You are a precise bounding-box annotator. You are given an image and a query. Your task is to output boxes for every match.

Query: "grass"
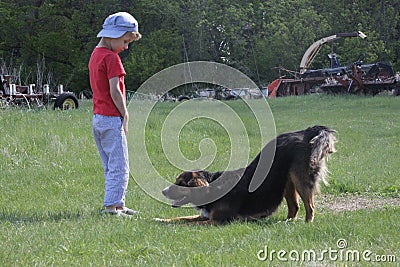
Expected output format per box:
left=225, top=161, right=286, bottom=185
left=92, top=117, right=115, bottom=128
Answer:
left=0, top=95, right=399, bottom=266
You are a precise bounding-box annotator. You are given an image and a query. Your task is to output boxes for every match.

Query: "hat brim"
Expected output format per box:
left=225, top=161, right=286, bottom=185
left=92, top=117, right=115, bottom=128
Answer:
left=97, top=29, right=126, bottom=38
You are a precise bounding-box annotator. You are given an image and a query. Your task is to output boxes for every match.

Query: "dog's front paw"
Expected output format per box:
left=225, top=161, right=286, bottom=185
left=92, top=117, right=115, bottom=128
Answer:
left=153, top=218, right=171, bottom=222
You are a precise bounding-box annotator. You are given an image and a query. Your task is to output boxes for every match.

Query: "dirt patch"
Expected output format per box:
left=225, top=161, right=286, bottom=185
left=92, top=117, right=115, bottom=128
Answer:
left=316, top=194, right=400, bottom=212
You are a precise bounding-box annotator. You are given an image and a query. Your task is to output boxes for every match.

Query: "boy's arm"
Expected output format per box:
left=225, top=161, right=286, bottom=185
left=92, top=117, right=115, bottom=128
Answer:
left=109, top=76, right=129, bottom=134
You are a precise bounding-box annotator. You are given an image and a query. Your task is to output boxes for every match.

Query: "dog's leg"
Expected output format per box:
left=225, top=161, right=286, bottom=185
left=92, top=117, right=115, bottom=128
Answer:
left=284, top=180, right=300, bottom=220
left=289, top=169, right=316, bottom=223
left=296, top=186, right=315, bottom=223
left=304, top=194, right=315, bottom=223
left=155, top=214, right=209, bottom=223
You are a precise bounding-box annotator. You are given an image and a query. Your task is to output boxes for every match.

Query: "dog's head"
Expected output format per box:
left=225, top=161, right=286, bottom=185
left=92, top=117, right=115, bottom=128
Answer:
left=162, top=171, right=212, bottom=207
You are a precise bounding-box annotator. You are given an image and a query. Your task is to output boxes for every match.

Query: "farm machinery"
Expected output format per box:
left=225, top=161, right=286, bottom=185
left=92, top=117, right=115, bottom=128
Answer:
left=1, top=72, right=79, bottom=109
left=268, top=31, right=400, bottom=97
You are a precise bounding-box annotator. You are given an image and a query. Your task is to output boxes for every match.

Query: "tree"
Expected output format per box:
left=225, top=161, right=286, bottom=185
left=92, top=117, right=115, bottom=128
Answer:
left=1, top=0, right=399, bottom=92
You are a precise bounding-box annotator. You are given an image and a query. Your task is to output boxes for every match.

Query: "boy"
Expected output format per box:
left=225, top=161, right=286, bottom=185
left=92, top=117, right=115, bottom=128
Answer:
left=89, top=12, right=141, bottom=216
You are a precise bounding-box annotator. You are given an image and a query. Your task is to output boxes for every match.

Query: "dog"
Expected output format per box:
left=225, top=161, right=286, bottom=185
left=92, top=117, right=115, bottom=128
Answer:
left=159, top=125, right=337, bottom=224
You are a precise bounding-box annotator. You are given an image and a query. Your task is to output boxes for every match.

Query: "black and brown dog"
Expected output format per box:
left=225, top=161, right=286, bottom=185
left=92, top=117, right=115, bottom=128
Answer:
left=159, top=125, right=337, bottom=224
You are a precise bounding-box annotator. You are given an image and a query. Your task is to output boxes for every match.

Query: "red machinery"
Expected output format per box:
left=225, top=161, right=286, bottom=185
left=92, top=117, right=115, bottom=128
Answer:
left=268, top=31, right=400, bottom=97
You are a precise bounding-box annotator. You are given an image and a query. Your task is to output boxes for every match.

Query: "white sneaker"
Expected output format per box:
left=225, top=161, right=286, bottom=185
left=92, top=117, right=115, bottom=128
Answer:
left=101, top=208, right=131, bottom=217
left=117, top=207, right=139, bottom=215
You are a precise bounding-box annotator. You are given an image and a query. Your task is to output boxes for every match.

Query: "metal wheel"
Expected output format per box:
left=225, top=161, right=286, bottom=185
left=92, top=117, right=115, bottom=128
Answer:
left=54, top=93, right=79, bottom=110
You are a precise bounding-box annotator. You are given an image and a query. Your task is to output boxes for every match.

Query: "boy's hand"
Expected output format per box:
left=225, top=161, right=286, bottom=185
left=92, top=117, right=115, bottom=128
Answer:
left=122, top=113, right=129, bottom=135
left=109, top=76, right=129, bottom=135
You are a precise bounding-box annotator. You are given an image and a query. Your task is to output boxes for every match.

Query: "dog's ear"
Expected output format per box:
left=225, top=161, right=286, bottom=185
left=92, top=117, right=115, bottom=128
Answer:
left=197, top=170, right=214, bottom=182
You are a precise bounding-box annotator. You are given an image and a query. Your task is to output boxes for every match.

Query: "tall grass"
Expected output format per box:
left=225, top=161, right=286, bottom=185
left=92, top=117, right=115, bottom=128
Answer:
left=0, top=95, right=399, bottom=266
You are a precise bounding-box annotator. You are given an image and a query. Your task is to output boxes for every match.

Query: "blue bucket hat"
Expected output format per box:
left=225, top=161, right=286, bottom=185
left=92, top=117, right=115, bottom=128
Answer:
left=97, top=12, right=139, bottom=38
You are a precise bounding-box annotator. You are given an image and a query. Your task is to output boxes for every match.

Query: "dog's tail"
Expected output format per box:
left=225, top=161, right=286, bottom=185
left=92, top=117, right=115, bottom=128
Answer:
left=309, top=129, right=337, bottom=185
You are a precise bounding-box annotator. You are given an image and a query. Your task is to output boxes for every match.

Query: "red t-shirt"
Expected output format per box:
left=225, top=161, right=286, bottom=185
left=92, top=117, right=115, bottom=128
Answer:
left=89, top=47, right=126, bottom=116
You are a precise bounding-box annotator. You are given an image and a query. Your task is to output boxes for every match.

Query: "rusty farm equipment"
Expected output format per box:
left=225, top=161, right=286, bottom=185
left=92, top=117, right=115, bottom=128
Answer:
left=268, top=31, right=400, bottom=97
left=1, top=73, right=79, bottom=110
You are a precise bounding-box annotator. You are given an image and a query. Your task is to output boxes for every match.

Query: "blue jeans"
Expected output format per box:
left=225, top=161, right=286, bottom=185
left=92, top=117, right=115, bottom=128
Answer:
left=93, top=114, right=129, bottom=207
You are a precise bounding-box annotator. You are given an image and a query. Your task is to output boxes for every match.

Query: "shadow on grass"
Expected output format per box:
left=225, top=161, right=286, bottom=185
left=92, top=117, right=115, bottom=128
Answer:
left=153, top=215, right=288, bottom=227
left=0, top=209, right=97, bottom=224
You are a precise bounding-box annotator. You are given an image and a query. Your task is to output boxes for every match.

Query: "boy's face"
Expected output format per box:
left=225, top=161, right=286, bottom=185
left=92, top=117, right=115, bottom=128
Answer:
left=110, top=33, right=135, bottom=53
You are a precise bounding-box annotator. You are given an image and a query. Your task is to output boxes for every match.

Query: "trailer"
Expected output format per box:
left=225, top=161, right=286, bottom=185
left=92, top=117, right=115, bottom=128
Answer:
left=1, top=73, right=79, bottom=109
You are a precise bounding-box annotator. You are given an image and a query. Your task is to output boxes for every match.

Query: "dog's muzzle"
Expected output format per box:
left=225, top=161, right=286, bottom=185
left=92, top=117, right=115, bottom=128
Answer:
left=162, top=185, right=190, bottom=207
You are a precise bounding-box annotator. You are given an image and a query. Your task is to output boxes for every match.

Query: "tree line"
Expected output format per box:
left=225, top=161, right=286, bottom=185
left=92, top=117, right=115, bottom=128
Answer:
left=1, top=0, right=399, bottom=94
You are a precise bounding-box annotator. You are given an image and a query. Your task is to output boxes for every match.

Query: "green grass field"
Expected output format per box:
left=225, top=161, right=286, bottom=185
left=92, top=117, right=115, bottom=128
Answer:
left=0, top=95, right=399, bottom=266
